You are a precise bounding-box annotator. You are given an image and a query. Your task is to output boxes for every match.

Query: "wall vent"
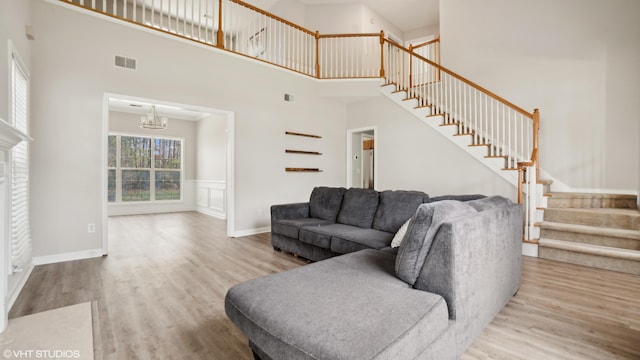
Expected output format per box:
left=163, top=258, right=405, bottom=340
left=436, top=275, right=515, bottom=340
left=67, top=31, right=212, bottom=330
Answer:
left=115, top=55, right=136, bottom=70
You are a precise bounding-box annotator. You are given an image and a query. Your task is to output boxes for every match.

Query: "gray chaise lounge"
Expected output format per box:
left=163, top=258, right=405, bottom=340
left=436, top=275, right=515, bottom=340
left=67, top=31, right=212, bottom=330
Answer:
left=226, top=194, right=522, bottom=359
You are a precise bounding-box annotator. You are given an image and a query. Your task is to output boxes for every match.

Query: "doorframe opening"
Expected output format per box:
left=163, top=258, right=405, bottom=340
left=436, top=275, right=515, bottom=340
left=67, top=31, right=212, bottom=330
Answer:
left=346, top=126, right=377, bottom=189
left=101, top=93, right=236, bottom=255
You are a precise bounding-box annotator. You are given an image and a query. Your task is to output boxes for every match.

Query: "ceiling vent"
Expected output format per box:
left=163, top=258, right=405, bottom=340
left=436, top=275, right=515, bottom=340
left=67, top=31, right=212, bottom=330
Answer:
left=115, top=55, right=136, bottom=70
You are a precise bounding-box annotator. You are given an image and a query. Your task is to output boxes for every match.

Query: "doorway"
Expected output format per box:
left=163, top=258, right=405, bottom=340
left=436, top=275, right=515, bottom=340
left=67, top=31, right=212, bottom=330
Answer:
left=101, top=94, right=235, bottom=255
left=347, top=127, right=377, bottom=189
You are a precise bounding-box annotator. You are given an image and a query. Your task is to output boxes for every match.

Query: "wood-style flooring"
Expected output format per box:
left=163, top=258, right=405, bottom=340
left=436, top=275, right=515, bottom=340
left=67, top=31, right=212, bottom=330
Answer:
left=10, top=212, right=640, bottom=359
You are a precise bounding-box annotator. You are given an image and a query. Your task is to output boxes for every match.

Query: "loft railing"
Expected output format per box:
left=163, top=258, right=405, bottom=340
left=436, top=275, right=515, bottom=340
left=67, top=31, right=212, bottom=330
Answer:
left=60, top=0, right=540, bottom=241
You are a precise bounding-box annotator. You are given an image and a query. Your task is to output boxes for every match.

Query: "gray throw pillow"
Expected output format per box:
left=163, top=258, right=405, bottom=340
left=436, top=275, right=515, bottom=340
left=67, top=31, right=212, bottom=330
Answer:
left=395, top=201, right=477, bottom=285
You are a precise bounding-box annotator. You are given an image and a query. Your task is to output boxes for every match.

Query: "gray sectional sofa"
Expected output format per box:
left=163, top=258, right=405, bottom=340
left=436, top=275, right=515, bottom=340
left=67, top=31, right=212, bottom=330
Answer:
left=271, top=186, right=483, bottom=262
left=226, top=188, right=523, bottom=359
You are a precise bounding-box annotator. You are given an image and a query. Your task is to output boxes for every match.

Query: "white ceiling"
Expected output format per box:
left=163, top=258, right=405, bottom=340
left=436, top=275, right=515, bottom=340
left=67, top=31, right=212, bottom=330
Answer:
left=285, top=0, right=438, bottom=33
left=108, top=98, right=210, bottom=121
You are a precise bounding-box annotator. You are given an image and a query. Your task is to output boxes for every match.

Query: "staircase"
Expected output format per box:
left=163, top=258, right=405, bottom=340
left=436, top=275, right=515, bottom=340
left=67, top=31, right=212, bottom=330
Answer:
left=539, top=193, right=640, bottom=275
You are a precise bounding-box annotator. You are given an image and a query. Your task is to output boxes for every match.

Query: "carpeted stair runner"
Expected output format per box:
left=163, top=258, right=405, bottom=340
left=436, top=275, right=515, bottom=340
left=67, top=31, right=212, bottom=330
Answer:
left=539, top=193, right=640, bottom=275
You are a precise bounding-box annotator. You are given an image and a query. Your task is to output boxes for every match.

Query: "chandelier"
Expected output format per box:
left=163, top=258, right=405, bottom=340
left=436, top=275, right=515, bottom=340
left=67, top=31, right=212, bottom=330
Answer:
left=140, top=105, right=168, bottom=130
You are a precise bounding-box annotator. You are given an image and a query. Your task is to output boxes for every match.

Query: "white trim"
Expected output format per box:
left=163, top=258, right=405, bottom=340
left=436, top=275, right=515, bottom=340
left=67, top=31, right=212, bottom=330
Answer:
left=33, top=248, right=104, bottom=266
left=226, top=115, right=235, bottom=237
left=7, top=263, right=33, bottom=311
left=103, top=94, right=236, bottom=247
left=522, top=243, right=538, bottom=258
left=232, top=227, right=270, bottom=238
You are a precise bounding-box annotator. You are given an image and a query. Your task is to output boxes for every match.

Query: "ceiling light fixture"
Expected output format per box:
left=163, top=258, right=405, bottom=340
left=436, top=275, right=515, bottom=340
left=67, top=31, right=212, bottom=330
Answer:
left=140, top=105, right=168, bottom=130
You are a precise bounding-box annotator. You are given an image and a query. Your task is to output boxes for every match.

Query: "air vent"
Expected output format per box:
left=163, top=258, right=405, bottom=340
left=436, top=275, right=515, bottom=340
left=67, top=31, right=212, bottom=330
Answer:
left=115, top=55, right=136, bottom=70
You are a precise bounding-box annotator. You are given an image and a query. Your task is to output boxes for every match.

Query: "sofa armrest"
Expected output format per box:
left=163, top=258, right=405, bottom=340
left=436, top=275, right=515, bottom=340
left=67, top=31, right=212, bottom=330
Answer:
left=270, top=202, right=310, bottom=229
left=415, top=203, right=522, bottom=356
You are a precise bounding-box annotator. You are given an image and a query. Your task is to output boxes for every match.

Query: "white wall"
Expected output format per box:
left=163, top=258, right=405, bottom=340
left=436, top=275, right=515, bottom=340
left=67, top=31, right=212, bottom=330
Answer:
left=303, top=3, right=402, bottom=39
left=440, top=0, right=640, bottom=193
left=29, top=0, right=347, bottom=258
left=268, top=0, right=306, bottom=26
left=196, top=115, right=226, bottom=181
left=347, top=96, right=517, bottom=200
left=195, top=114, right=227, bottom=219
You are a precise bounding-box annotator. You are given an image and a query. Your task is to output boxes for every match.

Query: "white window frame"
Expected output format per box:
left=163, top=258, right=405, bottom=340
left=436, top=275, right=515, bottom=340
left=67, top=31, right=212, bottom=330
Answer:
left=9, top=44, right=31, bottom=273
left=108, top=132, right=184, bottom=203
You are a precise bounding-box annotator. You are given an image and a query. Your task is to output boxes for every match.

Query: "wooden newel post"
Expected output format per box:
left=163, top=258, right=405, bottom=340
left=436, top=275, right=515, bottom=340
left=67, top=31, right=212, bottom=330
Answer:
left=379, top=30, right=385, bottom=78
left=533, top=108, right=540, bottom=178
left=315, top=31, right=321, bottom=79
left=217, top=0, right=224, bottom=48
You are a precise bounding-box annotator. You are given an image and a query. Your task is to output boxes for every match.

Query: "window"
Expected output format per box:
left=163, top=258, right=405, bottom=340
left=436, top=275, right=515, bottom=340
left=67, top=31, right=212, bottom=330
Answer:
left=10, top=49, right=32, bottom=269
left=108, top=134, right=183, bottom=203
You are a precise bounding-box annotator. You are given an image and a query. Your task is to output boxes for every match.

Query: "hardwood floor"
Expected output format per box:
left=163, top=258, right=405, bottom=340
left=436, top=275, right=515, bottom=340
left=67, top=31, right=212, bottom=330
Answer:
left=9, top=212, right=640, bottom=359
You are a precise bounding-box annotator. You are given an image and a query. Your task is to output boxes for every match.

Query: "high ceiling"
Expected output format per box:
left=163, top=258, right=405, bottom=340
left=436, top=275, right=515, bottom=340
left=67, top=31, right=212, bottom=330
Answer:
left=248, top=0, right=439, bottom=34
left=295, top=0, right=438, bottom=33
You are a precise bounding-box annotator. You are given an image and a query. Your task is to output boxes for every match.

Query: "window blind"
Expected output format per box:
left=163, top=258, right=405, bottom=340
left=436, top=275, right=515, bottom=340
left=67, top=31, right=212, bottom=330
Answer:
left=10, top=54, right=31, bottom=269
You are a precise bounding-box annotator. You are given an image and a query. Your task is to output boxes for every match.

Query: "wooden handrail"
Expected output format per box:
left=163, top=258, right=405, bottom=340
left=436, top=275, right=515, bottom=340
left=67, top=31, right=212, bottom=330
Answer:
left=318, top=33, right=381, bottom=39
left=412, top=37, right=440, bottom=50
left=230, top=0, right=316, bottom=36
left=384, top=39, right=534, bottom=119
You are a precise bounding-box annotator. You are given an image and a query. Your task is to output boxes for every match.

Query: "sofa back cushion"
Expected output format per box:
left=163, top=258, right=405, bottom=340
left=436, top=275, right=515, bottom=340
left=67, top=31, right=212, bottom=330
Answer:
left=465, top=195, right=512, bottom=211
left=336, top=188, right=380, bottom=228
left=372, top=190, right=428, bottom=233
left=395, top=201, right=477, bottom=285
left=309, top=187, right=346, bottom=222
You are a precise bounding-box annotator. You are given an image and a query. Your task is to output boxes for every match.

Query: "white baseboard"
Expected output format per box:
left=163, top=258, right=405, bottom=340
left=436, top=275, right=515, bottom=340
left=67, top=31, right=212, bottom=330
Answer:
left=7, top=263, right=34, bottom=311
left=33, top=248, right=105, bottom=266
left=522, top=242, right=538, bottom=258
left=232, top=227, right=270, bottom=238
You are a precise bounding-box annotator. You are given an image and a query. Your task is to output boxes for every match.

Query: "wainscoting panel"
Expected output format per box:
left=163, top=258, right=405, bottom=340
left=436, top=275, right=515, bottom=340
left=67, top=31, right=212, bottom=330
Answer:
left=197, top=181, right=226, bottom=219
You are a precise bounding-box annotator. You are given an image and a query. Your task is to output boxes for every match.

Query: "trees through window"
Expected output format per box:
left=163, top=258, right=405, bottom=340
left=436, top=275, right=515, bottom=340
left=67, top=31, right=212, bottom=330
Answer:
left=108, top=134, right=182, bottom=203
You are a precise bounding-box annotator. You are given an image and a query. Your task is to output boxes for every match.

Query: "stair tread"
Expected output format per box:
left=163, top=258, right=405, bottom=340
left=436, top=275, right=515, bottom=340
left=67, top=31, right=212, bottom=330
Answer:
left=540, top=221, right=640, bottom=240
left=546, top=207, right=640, bottom=215
left=549, top=192, right=637, bottom=199
left=539, top=238, right=640, bottom=261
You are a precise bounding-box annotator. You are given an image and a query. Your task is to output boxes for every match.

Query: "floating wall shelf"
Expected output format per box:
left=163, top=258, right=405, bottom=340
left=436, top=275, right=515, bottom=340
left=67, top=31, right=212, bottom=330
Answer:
left=286, top=168, right=323, bottom=172
left=285, top=131, right=321, bottom=139
left=285, top=150, right=322, bottom=155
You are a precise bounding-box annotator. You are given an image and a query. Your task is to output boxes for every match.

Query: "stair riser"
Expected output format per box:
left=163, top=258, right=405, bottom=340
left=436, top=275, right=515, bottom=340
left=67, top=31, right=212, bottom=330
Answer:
left=543, top=209, right=640, bottom=231
left=539, top=247, right=640, bottom=275
left=547, top=198, right=638, bottom=209
left=540, top=229, right=640, bottom=250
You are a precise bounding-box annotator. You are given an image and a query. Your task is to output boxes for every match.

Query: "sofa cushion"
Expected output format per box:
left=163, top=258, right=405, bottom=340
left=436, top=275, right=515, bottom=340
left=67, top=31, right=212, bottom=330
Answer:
left=426, top=194, right=485, bottom=203
left=225, top=250, right=450, bottom=360
left=336, top=188, right=379, bottom=228
left=330, top=229, right=394, bottom=254
left=466, top=195, right=513, bottom=211
left=272, top=218, right=334, bottom=239
left=372, top=190, right=428, bottom=233
left=309, top=186, right=346, bottom=222
left=396, top=201, right=477, bottom=285
left=299, top=223, right=361, bottom=249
